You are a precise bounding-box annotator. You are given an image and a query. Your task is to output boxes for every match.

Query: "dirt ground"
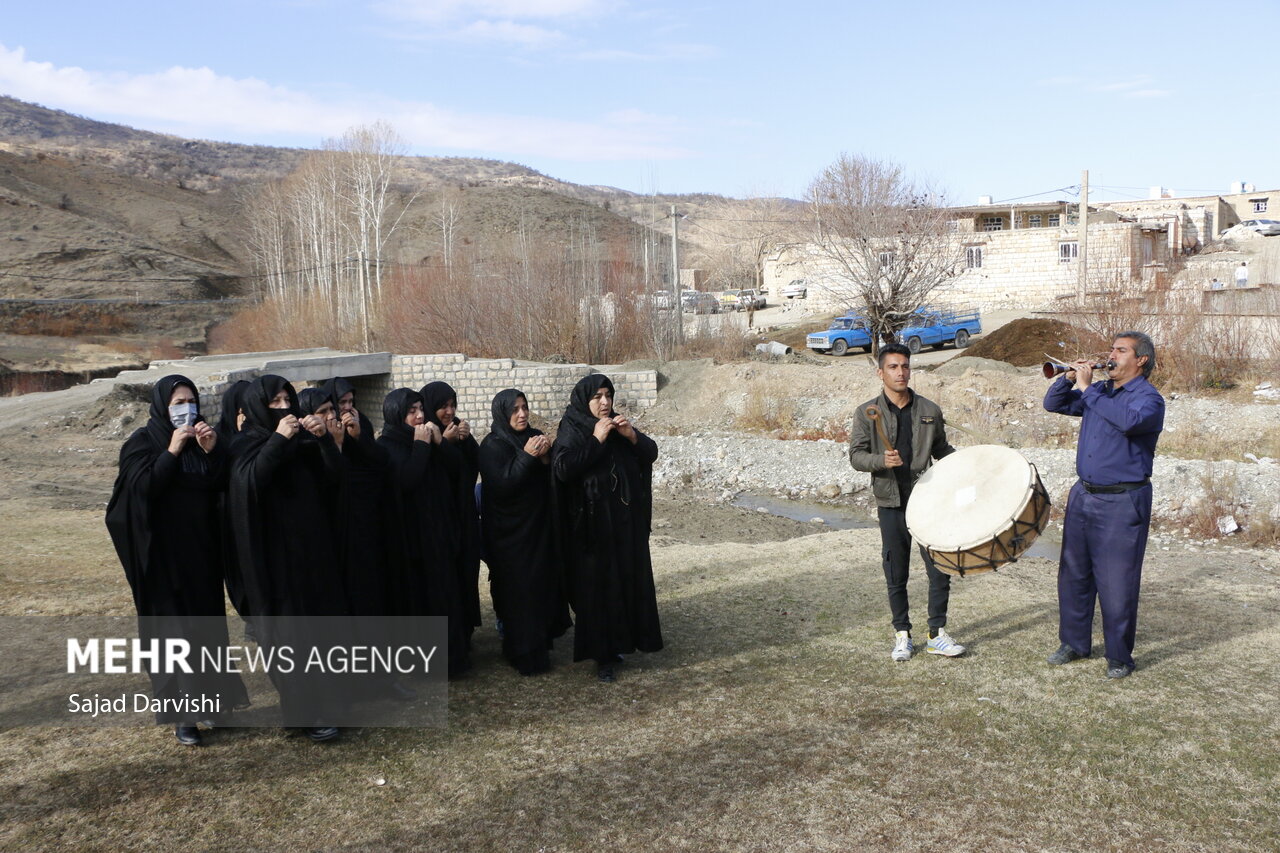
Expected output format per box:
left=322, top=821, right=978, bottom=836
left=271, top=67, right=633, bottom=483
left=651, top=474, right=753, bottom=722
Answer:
left=2, top=364, right=1279, bottom=850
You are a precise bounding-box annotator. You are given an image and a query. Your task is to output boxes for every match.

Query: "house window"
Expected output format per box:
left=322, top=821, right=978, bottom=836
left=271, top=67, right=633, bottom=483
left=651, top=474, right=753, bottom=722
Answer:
left=1252, top=198, right=1268, bottom=213
left=1048, top=214, right=1061, bottom=227
left=1059, top=241, right=1078, bottom=263
left=1028, top=214, right=1042, bottom=228
left=982, top=216, right=1003, bottom=232
left=946, top=220, right=959, bottom=233
left=877, top=251, right=896, bottom=269
left=965, top=246, right=984, bottom=269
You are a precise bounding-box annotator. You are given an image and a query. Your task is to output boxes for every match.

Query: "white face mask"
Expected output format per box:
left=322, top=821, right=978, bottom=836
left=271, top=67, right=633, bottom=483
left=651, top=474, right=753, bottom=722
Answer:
left=169, top=403, right=199, bottom=428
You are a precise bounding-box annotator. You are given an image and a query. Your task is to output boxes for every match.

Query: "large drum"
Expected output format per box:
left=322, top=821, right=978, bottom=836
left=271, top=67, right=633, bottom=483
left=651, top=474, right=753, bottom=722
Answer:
left=905, top=445, right=1051, bottom=577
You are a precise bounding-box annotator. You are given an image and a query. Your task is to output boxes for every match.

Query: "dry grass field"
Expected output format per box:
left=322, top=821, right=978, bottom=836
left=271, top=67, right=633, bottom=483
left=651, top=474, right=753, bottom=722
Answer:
left=2, top=490, right=1278, bottom=851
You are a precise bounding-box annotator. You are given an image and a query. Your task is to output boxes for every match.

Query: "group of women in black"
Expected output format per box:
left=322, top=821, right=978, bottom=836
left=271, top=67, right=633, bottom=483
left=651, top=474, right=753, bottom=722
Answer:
left=106, top=371, right=664, bottom=746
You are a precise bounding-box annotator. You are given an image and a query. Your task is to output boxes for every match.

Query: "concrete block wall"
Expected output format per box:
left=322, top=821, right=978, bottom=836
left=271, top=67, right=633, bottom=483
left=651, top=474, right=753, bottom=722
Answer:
left=386, top=353, right=659, bottom=432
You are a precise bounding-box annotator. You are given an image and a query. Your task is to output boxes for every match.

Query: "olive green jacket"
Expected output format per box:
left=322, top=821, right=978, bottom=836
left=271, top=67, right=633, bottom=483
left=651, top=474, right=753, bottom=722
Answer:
left=848, top=389, right=955, bottom=508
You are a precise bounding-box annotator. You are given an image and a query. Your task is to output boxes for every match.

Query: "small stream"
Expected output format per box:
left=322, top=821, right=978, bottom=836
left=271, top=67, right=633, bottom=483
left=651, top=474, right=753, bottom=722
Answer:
left=732, top=493, right=1062, bottom=561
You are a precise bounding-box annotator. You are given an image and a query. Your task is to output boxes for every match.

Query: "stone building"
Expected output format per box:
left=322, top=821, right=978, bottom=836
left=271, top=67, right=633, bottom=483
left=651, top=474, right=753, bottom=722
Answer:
left=764, top=200, right=1175, bottom=312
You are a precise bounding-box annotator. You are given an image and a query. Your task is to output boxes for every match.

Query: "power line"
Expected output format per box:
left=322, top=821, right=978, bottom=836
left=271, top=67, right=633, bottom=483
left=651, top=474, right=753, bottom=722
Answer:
left=0, top=262, right=334, bottom=285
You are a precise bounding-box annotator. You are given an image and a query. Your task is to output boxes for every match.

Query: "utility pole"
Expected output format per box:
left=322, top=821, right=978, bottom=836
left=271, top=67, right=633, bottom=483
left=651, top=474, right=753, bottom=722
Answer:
left=670, top=204, right=684, bottom=344
left=1077, top=169, right=1089, bottom=302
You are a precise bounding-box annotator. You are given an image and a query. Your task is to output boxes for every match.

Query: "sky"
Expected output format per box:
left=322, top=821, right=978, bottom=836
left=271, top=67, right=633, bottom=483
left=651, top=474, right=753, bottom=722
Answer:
left=2, top=0, right=1277, bottom=204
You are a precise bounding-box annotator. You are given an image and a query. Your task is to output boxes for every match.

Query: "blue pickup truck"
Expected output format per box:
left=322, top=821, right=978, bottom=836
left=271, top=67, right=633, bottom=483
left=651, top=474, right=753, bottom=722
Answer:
left=806, top=308, right=981, bottom=356
left=806, top=314, right=872, bottom=356
left=897, top=308, right=982, bottom=353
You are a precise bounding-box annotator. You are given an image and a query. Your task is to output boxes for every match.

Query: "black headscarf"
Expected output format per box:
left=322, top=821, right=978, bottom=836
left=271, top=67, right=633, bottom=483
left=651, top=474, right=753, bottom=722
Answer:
left=560, top=374, right=613, bottom=440
left=321, top=377, right=356, bottom=407
left=381, top=388, right=424, bottom=445
left=420, top=381, right=459, bottom=429
left=217, top=379, right=250, bottom=439
left=297, top=387, right=332, bottom=416
left=145, top=374, right=207, bottom=475
left=488, top=388, right=540, bottom=453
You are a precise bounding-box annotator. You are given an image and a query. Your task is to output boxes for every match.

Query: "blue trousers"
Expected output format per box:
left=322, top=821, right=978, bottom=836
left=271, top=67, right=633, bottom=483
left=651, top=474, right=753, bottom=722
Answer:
left=1057, top=481, right=1152, bottom=667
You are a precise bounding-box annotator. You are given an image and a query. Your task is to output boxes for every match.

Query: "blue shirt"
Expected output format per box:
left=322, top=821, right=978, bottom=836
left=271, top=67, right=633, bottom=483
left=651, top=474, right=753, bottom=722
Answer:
left=1043, top=374, right=1164, bottom=485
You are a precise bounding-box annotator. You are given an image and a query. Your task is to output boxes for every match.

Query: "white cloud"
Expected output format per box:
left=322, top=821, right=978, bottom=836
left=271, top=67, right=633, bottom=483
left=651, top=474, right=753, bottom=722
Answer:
left=453, top=19, right=566, bottom=46
left=0, top=44, right=689, bottom=161
left=376, top=0, right=612, bottom=22
left=1125, top=89, right=1171, bottom=99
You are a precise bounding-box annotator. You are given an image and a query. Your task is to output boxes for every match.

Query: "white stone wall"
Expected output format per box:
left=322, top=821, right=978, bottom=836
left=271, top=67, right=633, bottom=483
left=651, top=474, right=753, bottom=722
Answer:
left=383, top=354, right=659, bottom=431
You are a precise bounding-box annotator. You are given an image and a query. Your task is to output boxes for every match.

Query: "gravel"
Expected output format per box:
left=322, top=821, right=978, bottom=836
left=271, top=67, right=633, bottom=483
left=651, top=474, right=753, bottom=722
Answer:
left=651, top=432, right=1280, bottom=532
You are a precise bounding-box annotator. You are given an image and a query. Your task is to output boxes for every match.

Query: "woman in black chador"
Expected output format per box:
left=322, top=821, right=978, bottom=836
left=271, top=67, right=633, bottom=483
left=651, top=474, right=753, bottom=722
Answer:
left=420, top=381, right=483, bottom=674
left=552, top=375, right=662, bottom=682
left=227, top=374, right=350, bottom=742
left=479, top=389, right=571, bottom=675
left=105, top=374, right=249, bottom=746
left=378, top=388, right=473, bottom=677
left=214, top=379, right=253, bottom=626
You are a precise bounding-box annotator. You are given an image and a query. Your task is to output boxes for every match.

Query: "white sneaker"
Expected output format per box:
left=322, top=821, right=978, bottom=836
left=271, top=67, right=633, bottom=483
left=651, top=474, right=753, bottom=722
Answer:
left=926, top=629, right=966, bottom=657
left=891, top=631, right=913, bottom=662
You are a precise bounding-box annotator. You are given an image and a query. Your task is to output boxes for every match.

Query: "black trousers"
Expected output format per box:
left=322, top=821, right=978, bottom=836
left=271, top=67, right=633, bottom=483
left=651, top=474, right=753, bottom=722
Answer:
left=877, top=505, right=950, bottom=634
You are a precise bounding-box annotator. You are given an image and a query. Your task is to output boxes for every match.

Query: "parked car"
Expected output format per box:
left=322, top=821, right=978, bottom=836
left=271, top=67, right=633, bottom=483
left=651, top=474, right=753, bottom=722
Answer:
left=650, top=290, right=675, bottom=311
left=719, top=289, right=743, bottom=311
left=681, top=290, right=721, bottom=314
left=806, top=314, right=872, bottom=356
left=897, top=308, right=982, bottom=353
left=780, top=280, right=808, bottom=299
left=737, top=289, right=766, bottom=310
left=1223, top=219, right=1280, bottom=238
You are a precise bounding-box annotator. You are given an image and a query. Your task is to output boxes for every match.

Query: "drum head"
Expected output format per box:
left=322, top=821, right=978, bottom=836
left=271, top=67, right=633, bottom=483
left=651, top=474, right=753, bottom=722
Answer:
left=906, top=445, right=1035, bottom=551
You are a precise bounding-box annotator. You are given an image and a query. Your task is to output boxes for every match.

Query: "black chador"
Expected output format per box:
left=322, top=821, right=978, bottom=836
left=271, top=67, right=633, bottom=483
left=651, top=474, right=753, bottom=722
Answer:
left=479, top=389, right=571, bottom=675
left=377, top=388, right=470, bottom=677
left=552, top=375, right=663, bottom=675
left=420, top=381, right=483, bottom=671
left=316, top=378, right=393, bottom=620
left=215, top=379, right=252, bottom=622
left=105, top=374, right=249, bottom=726
left=227, top=375, right=351, bottom=728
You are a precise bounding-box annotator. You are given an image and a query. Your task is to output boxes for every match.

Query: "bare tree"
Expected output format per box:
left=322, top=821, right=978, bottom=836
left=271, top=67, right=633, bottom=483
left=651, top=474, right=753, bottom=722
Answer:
left=805, top=154, right=962, bottom=349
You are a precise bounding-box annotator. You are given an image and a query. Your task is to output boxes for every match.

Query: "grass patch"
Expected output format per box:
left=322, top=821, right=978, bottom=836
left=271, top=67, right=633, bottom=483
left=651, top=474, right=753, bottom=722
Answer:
left=1, top=502, right=1278, bottom=850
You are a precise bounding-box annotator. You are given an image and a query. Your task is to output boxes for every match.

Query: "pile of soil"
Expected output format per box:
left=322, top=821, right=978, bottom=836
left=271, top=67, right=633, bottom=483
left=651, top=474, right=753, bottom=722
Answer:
left=964, top=318, right=1107, bottom=367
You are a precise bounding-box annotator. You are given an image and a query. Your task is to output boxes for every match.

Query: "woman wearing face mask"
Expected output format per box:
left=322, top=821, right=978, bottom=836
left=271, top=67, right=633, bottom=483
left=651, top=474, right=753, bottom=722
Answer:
left=378, top=388, right=475, bottom=677
left=553, top=375, right=663, bottom=682
left=227, top=374, right=351, bottom=742
left=479, top=389, right=572, bottom=675
left=419, top=381, right=483, bottom=676
left=106, top=374, right=250, bottom=746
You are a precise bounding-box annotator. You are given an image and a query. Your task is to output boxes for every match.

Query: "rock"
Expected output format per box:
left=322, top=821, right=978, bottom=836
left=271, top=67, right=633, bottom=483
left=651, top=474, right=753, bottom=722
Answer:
left=818, top=483, right=841, bottom=499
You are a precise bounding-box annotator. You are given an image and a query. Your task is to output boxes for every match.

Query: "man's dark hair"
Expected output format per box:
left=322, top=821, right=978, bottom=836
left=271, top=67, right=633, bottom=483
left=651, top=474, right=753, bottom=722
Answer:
left=877, top=342, right=911, bottom=368
left=1115, top=330, right=1156, bottom=378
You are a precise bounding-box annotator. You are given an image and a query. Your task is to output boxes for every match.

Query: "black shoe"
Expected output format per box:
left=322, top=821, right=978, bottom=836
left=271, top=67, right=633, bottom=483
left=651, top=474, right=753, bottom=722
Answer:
left=1047, top=644, right=1089, bottom=665
left=596, top=664, right=616, bottom=683
left=387, top=681, right=418, bottom=702
left=1106, top=660, right=1135, bottom=679
left=306, top=726, right=340, bottom=743
left=175, top=724, right=202, bottom=746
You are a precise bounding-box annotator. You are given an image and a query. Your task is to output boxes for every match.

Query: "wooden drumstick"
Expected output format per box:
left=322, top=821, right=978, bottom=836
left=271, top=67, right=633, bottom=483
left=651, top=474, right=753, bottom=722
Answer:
left=865, top=405, right=895, bottom=452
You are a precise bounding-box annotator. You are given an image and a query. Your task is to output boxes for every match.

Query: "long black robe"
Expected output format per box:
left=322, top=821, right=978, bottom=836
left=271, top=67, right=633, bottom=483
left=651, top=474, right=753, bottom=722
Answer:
left=479, top=389, right=571, bottom=674
left=227, top=375, right=351, bottom=725
left=552, top=374, right=663, bottom=664
left=105, top=374, right=249, bottom=723
left=420, top=382, right=483, bottom=640
left=377, top=388, right=471, bottom=677
left=216, top=379, right=251, bottom=620
left=318, top=378, right=393, bottom=620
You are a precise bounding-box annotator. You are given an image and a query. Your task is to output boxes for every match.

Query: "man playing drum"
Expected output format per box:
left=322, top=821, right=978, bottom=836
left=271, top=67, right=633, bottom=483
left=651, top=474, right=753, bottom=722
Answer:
left=849, top=343, right=965, bottom=661
left=1043, top=331, right=1164, bottom=679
